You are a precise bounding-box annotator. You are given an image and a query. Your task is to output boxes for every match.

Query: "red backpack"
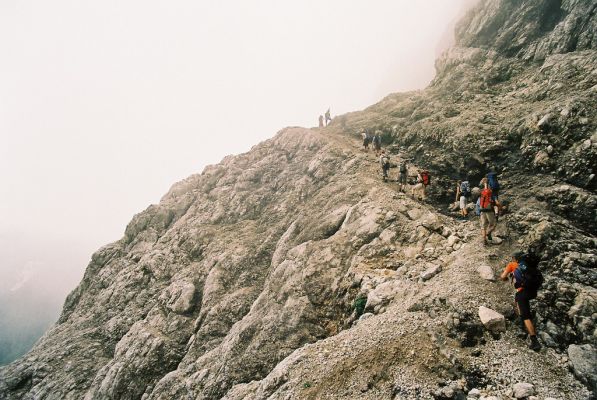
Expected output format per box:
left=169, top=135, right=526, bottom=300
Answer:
left=479, top=188, right=493, bottom=209
left=421, top=171, right=430, bottom=185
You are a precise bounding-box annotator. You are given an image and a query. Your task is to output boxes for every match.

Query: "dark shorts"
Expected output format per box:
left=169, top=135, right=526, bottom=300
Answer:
left=398, top=173, right=407, bottom=184
left=515, top=290, right=537, bottom=320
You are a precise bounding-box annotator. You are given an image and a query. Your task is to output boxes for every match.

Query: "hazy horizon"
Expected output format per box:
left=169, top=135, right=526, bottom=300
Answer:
left=0, top=0, right=477, bottom=364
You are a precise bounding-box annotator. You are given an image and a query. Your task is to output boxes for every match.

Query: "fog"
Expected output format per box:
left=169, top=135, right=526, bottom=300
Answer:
left=0, top=0, right=476, bottom=364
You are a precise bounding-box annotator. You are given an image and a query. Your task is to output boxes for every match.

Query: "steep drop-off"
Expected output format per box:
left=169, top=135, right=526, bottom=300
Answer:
left=1, top=0, right=595, bottom=399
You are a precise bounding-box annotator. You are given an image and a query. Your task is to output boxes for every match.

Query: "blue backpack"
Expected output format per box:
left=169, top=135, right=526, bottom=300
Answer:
left=475, top=198, right=481, bottom=216
left=487, top=172, right=500, bottom=191
left=460, top=181, right=471, bottom=197
left=514, top=254, right=543, bottom=292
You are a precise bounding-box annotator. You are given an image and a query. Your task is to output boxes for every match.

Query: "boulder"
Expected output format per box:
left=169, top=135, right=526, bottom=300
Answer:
left=478, top=306, right=505, bottom=332
left=477, top=265, right=495, bottom=281
left=512, top=382, right=534, bottom=398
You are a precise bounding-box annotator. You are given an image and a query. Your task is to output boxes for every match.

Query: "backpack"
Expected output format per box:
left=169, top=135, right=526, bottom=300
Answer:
left=514, top=253, right=543, bottom=292
left=460, top=181, right=471, bottom=197
left=399, top=162, right=407, bottom=173
left=487, top=172, right=500, bottom=191
left=479, top=188, right=493, bottom=210
left=475, top=198, right=481, bottom=216
left=421, top=171, right=430, bottom=185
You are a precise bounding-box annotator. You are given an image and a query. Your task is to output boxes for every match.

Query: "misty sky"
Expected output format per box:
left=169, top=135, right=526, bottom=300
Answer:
left=0, top=0, right=475, bottom=293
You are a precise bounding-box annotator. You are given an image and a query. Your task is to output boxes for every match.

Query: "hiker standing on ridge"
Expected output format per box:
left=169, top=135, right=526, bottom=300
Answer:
left=325, top=108, right=332, bottom=126
left=500, top=251, right=543, bottom=351
left=456, top=178, right=471, bottom=219
left=479, top=177, right=497, bottom=246
left=397, top=158, right=408, bottom=192
left=318, top=115, right=324, bottom=128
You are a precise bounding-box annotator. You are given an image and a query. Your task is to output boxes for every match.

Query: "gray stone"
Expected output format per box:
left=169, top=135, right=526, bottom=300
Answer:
left=537, top=114, right=551, bottom=131
left=512, top=382, right=534, bottom=398
left=478, top=306, right=505, bottom=332
left=567, top=344, right=597, bottom=390
left=420, top=264, right=442, bottom=281
left=477, top=265, right=495, bottom=281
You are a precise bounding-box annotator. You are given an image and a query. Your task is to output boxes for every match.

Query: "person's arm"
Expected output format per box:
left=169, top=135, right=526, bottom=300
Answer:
left=500, top=268, right=510, bottom=281
left=455, top=185, right=460, bottom=202
left=500, top=263, right=513, bottom=281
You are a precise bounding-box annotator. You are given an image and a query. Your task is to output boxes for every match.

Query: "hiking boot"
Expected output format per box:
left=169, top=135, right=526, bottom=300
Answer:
left=528, top=336, right=541, bottom=351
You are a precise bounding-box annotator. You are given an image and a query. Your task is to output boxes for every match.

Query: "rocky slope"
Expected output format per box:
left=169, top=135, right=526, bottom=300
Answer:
left=1, top=0, right=596, bottom=399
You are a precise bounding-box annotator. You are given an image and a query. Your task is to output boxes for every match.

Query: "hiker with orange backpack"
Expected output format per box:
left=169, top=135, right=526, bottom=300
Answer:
left=500, top=251, right=543, bottom=351
left=479, top=177, right=497, bottom=246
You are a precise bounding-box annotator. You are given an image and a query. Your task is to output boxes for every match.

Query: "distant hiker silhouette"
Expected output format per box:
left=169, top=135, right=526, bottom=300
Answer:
left=318, top=115, right=324, bottom=128
left=325, top=108, right=332, bottom=126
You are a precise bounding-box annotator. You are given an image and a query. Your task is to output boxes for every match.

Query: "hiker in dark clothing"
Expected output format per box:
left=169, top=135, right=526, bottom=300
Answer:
left=380, top=150, right=390, bottom=182
left=318, top=115, right=324, bottom=128
left=325, top=108, right=332, bottom=126
left=487, top=170, right=503, bottom=217
left=397, top=159, right=408, bottom=192
left=500, top=251, right=542, bottom=351
left=372, top=131, right=382, bottom=155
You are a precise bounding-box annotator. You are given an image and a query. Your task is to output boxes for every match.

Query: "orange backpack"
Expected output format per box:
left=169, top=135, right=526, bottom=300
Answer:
left=421, top=171, right=430, bottom=185
left=479, top=188, right=493, bottom=209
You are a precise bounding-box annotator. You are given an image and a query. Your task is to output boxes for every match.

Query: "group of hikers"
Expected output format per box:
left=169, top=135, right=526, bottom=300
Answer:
left=318, top=109, right=332, bottom=128
left=369, top=134, right=543, bottom=351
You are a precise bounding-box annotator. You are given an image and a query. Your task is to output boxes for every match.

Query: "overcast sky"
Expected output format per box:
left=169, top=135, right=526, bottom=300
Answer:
left=0, top=0, right=475, bottom=291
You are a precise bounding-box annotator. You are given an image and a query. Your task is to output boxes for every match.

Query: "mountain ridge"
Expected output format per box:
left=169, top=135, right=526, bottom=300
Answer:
left=1, top=0, right=596, bottom=398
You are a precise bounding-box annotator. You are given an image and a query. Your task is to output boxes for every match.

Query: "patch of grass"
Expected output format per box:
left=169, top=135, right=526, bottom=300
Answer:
left=353, top=296, right=367, bottom=318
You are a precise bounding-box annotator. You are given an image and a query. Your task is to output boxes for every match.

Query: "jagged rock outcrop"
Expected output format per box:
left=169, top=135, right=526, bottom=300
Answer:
left=1, top=0, right=595, bottom=399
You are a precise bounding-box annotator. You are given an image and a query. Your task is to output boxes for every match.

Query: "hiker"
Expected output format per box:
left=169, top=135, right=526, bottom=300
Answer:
left=500, top=251, right=543, bottom=351
left=397, top=159, right=408, bottom=192
left=361, top=130, right=370, bottom=151
left=487, top=170, right=502, bottom=217
left=411, top=170, right=429, bottom=200
left=479, top=177, right=497, bottom=246
left=325, top=108, right=332, bottom=126
left=380, top=151, right=390, bottom=182
left=318, top=115, right=324, bottom=128
left=372, top=131, right=382, bottom=154
left=456, top=178, right=471, bottom=219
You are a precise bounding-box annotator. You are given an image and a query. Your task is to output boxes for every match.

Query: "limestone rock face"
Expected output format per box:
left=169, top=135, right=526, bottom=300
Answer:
left=1, top=1, right=596, bottom=399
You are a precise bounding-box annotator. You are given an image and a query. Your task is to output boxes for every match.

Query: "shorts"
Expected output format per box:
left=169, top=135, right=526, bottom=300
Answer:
left=413, top=182, right=424, bottom=191
left=480, top=210, right=496, bottom=228
left=515, top=290, right=537, bottom=320
left=398, top=173, right=407, bottom=184
left=459, top=195, right=467, bottom=210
